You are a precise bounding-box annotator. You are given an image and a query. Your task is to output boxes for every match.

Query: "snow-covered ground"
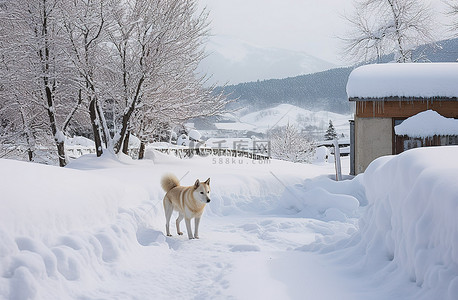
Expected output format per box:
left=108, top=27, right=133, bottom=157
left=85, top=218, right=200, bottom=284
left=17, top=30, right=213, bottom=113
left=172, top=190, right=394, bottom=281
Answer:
left=1, top=146, right=457, bottom=299
left=211, top=104, right=352, bottom=139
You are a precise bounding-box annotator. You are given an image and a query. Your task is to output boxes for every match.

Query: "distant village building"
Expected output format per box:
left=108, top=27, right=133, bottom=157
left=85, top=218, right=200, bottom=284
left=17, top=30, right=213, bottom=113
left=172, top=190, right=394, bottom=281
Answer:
left=347, top=63, right=458, bottom=175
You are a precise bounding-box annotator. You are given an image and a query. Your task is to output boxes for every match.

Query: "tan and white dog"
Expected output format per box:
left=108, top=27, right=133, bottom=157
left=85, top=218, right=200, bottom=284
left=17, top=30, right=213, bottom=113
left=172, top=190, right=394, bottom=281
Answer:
left=161, top=174, right=211, bottom=239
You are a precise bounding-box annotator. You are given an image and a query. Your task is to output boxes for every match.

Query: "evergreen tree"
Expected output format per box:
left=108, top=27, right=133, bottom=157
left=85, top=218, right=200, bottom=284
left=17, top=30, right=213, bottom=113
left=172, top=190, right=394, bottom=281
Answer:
left=324, top=120, right=337, bottom=140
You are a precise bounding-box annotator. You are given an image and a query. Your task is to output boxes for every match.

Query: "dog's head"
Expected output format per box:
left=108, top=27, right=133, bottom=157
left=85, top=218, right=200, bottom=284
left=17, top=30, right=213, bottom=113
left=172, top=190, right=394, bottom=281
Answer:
left=193, top=178, right=211, bottom=204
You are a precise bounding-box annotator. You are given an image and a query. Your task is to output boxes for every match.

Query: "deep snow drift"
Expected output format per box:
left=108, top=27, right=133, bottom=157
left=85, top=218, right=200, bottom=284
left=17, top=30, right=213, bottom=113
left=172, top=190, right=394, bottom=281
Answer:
left=0, top=146, right=457, bottom=299
left=307, top=146, right=458, bottom=300
left=352, top=146, right=458, bottom=300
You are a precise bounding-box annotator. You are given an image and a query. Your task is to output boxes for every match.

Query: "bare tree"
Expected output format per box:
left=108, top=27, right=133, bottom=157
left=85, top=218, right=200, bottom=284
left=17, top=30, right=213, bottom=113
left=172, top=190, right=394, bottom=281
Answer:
left=131, top=75, right=228, bottom=158
left=0, top=1, right=45, bottom=162
left=342, top=0, right=436, bottom=63
left=1, top=0, right=228, bottom=163
left=0, top=0, right=88, bottom=166
left=102, top=0, right=225, bottom=155
left=61, top=0, right=107, bottom=156
left=268, top=123, right=316, bottom=163
left=0, top=87, right=45, bottom=161
left=445, top=0, right=458, bottom=35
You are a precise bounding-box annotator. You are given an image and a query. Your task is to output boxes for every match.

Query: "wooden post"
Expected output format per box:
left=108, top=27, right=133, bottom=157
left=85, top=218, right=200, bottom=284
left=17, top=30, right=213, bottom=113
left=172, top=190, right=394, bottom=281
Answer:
left=333, top=139, right=342, bottom=181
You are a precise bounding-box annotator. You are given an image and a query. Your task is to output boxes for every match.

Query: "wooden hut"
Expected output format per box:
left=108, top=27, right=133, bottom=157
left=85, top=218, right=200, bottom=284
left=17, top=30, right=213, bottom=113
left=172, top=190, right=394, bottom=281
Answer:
left=346, top=63, right=458, bottom=175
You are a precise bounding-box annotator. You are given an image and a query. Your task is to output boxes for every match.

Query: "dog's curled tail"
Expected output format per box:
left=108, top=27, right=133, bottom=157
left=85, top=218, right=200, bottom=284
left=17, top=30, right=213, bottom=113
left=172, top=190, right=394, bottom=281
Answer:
left=161, top=173, right=180, bottom=193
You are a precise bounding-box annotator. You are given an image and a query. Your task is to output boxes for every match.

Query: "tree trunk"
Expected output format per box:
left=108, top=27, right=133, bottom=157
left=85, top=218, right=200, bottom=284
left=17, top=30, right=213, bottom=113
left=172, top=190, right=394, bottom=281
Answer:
left=138, top=141, right=146, bottom=160
left=89, top=98, right=103, bottom=157
left=114, top=77, right=145, bottom=154
left=44, top=85, right=67, bottom=167
left=96, top=99, right=110, bottom=147
left=56, top=140, right=66, bottom=167
left=27, top=148, right=33, bottom=162
left=114, top=106, right=135, bottom=154
left=122, top=130, right=130, bottom=155
left=19, top=105, right=35, bottom=162
left=40, top=5, right=66, bottom=167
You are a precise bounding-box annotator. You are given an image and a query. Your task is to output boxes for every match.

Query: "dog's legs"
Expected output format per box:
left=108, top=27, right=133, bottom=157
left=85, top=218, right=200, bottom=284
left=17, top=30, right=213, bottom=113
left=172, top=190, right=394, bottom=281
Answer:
left=185, top=218, right=194, bottom=239
left=176, top=213, right=184, bottom=235
left=194, top=217, right=201, bottom=239
left=163, top=197, right=173, bottom=237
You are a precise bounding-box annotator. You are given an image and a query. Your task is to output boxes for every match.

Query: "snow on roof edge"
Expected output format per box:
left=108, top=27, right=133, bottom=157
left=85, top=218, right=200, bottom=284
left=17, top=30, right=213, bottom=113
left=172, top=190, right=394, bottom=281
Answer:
left=347, top=63, right=458, bottom=100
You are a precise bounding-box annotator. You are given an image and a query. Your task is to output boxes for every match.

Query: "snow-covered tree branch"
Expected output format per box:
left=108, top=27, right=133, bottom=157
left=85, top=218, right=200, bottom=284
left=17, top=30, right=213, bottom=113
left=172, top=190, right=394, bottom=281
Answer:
left=1, top=0, right=228, bottom=164
left=268, top=123, right=316, bottom=163
left=61, top=0, right=108, bottom=156
left=341, top=0, right=436, bottom=63
left=0, top=0, right=84, bottom=166
left=445, top=0, right=458, bottom=35
left=101, top=0, right=227, bottom=155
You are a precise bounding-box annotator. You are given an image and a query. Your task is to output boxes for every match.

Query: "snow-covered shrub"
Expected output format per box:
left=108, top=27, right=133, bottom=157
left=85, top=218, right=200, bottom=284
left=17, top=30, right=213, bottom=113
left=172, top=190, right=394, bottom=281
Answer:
left=177, top=134, right=189, bottom=147
left=267, top=123, right=316, bottom=163
left=188, top=129, right=202, bottom=141
left=313, top=146, right=329, bottom=163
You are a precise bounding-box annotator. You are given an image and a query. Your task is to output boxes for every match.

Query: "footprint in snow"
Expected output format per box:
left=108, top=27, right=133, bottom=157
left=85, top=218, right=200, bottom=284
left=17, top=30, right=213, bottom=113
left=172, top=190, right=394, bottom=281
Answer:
left=229, top=245, right=261, bottom=252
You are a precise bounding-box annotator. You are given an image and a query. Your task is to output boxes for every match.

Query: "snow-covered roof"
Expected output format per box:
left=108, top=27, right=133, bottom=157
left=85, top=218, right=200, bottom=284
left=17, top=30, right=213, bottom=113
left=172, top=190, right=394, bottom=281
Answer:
left=347, top=63, right=458, bottom=100
left=395, top=110, right=458, bottom=138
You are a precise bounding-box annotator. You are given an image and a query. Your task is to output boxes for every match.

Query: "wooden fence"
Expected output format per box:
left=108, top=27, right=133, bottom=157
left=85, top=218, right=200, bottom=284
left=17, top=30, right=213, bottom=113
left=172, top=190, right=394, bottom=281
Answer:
left=152, top=147, right=270, bottom=160
left=2, top=145, right=270, bottom=161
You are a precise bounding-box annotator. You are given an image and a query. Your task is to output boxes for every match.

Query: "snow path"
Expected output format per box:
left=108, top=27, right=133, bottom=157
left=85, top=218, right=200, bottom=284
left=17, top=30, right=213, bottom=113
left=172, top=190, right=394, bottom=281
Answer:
left=82, top=213, right=360, bottom=300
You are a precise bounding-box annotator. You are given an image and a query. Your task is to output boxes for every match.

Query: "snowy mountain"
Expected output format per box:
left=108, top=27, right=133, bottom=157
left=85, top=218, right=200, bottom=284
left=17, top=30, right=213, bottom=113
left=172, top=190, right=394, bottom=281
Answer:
left=198, top=36, right=336, bottom=85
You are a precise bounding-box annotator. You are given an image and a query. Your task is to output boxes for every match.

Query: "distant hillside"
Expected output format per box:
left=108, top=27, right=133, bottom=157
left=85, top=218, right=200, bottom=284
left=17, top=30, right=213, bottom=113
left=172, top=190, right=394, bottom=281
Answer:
left=382, top=37, right=458, bottom=63
left=221, top=67, right=353, bottom=114
left=423, top=38, right=458, bottom=62
left=220, top=38, right=458, bottom=114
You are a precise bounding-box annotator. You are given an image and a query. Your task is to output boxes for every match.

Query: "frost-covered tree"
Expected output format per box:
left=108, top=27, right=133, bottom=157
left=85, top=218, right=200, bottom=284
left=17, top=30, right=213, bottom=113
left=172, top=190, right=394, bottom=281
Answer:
left=0, top=0, right=227, bottom=163
left=0, top=86, right=45, bottom=161
left=131, top=76, right=228, bottom=159
left=0, top=0, right=84, bottom=166
left=342, top=0, right=436, bottom=63
left=268, top=123, right=316, bottom=163
left=445, top=0, right=458, bottom=35
left=98, top=0, right=226, bottom=155
left=61, top=0, right=108, bottom=157
left=324, top=120, right=338, bottom=141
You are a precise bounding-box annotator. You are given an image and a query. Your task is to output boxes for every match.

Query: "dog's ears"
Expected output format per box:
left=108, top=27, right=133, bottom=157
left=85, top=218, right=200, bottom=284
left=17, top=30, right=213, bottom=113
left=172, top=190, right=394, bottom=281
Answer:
left=194, top=178, right=210, bottom=189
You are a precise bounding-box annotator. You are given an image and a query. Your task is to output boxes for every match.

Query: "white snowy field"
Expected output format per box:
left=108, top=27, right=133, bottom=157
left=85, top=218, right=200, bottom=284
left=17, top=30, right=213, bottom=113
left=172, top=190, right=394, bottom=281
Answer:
left=0, top=146, right=457, bottom=299
left=213, top=104, right=352, bottom=138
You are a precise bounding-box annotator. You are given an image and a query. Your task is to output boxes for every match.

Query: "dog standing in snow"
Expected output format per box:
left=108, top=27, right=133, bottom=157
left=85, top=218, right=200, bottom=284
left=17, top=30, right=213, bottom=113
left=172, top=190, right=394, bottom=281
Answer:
left=161, top=174, right=211, bottom=239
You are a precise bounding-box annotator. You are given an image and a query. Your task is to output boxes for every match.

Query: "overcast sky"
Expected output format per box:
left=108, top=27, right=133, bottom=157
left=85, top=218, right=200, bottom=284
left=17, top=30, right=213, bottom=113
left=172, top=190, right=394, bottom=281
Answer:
left=198, top=0, right=451, bottom=65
